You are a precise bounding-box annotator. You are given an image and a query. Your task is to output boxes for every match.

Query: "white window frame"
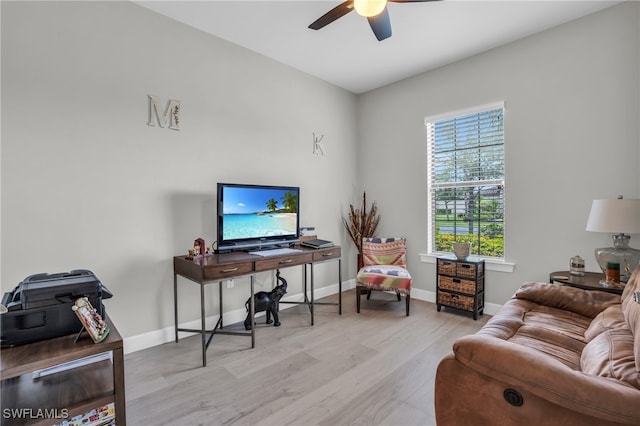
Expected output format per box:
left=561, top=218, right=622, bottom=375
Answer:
left=421, top=101, right=514, bottom=272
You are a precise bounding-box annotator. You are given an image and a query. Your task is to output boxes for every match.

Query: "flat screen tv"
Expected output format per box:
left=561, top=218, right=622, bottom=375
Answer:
left=216, top=183, right=300, bottom=252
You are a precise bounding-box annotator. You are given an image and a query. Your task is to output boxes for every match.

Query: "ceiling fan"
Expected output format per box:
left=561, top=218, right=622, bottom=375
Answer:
left=308, top=0, right=441, bottom=42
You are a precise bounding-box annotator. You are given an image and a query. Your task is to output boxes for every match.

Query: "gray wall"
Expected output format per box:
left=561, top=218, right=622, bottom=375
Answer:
left=357, top=2, right=640, bottom=304
left=1, top=1, right=358, bottom=345
left=2, top=1, right=639, bottom=349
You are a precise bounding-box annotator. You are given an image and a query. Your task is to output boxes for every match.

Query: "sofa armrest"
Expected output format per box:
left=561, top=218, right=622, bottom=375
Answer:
left=453, top=334, right=640, bottom=424
left=515, top=281, right=620, bottom=318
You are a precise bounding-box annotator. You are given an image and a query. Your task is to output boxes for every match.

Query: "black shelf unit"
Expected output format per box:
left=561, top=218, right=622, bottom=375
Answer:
left=436, top=256, right=485, bottom=320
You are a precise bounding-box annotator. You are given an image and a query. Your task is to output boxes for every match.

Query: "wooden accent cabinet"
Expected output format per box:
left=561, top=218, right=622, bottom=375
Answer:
left=0, top=315, right=125, bottom=425
left=436, top=256, right=485, bottom=320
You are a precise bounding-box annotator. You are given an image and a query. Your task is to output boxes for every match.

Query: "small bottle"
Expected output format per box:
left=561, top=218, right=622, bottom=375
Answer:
left=570, top=255, right=585, bottom=276
left=605, top=262, right=620, bottom=284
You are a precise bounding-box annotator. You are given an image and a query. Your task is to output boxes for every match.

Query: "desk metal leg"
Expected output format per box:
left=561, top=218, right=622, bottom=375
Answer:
left=174, top=272, right=179, bottom=343
left=250, top=275, right=255, bottom=348
left=310, top=263, right=315, bottom=326
left=338, top=258, right=342, bottom=315
left=219, top=281, right=224, bottom=328
left=303, top=266, right=309, bottom=304
left=200, top=283, right=206, bottom=367
left=302, top=265, right=313, bottom=323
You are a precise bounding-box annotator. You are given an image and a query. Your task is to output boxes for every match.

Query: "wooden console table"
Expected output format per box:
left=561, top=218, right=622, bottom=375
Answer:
left=173, top=245, right=341, bottom=367
left=0, top=315, right=125, bottom=426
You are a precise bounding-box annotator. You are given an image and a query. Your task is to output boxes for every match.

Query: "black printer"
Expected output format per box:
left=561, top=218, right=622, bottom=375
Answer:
left=0, top=269, right=112, bottom=347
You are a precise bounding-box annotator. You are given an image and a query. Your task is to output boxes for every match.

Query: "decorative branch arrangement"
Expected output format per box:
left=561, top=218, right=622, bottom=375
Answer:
left=343, top=191, right=380, bottom=255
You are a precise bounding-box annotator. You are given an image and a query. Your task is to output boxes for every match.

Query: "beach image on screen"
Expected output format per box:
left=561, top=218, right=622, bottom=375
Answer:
left=222, top=186, right=298, bottom=240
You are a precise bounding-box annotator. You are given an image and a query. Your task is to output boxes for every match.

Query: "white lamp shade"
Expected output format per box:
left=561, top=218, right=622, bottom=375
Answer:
left=586, top=198, right=640, bottom=234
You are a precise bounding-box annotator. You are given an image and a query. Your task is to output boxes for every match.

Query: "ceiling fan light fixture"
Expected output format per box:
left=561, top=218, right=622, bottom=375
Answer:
left=354, top=0, right=387, bottom=18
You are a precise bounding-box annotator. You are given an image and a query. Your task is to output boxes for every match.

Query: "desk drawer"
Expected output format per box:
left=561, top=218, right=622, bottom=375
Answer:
left=255, top=253, right=313, bottom=271
left=203, top=262, right=254, bottom=280
left=312, top=248, right=341, bottom=262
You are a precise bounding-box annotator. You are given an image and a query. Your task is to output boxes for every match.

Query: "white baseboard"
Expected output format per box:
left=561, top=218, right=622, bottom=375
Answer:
left=405, top=288, right=502, bottom=316
left=123, top=279, right=356, bottom=354
left=123, top=279, right=500, bottom=354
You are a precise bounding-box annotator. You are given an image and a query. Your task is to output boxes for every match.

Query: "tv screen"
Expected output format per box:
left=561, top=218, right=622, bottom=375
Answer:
left=217, top=183, right=300, bottom=251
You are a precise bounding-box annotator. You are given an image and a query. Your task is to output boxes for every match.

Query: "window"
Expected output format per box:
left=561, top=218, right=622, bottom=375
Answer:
left=425, top=102, right=505, bottom=259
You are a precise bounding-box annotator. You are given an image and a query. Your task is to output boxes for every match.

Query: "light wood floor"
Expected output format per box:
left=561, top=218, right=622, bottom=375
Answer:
left=125, top=289, right=490, bottom=425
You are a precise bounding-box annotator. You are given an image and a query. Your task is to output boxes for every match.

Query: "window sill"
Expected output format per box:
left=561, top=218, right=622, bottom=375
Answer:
left=419, top=252, right=515, bottom=273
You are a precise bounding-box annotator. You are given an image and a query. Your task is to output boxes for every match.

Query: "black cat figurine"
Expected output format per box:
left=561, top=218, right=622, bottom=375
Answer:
left=244, top=270, right=288, bottom=330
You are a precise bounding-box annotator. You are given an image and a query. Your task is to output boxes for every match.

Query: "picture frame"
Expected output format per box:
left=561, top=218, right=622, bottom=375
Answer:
left=72, top=297, right=110, bottom=343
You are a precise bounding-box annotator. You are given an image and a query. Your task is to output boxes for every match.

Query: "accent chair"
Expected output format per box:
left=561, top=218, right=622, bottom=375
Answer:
left=356, top=237, right=412, bottom=316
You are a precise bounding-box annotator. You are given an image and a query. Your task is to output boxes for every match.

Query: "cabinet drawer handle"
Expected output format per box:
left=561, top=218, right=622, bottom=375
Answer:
left=461, top=264, right=471, bottom=269
left=323, top=252, right=333, bottom=257
left=221, top=267, right=238, bottom=273
left=453, top=278, right=461, bottom=283
left=279, top=259, right=293, bottom=264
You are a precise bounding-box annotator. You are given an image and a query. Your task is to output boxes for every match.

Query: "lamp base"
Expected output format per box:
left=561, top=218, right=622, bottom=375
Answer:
left=594, top=234, right=640, bottom=284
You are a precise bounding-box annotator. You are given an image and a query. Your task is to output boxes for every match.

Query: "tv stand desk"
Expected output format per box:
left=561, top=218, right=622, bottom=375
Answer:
left=173, top=246, right=341, bottom=367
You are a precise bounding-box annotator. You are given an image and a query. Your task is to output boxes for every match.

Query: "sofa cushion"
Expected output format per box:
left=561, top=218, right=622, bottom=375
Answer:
left=620, top=265, right=640, bottom=372
left=515, top=281, right=620, bottom=318
left=585, top=305, right=626, bottom=342
left=621, top=264, right=640, bottom=308
left=581, top=328, right=639, bottom=390
left=623, top=287, right=640, bottom=374
left=478, top=298, right=590, bottom=369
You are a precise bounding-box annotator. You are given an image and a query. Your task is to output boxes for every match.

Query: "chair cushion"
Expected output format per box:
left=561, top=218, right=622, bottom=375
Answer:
left=357, top=265, right=412, bottom=295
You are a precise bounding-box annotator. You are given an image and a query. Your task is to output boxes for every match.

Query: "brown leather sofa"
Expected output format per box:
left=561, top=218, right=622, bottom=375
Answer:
left=435, top=266, right=640, bottom=426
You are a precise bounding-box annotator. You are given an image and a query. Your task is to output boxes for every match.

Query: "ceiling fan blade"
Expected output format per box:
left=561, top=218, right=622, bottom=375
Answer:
left=308, top=1, right=355, bottom=30
left=368, top=7, right=392, bottom=41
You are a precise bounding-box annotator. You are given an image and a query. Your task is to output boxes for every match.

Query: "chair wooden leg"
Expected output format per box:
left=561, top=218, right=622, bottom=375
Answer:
left=396, top=290, right=401, bottom=301
left=356, top=286, right=361, bottom=313
left=405, top=293, right=411, bottom=316
left=366, top=290, right=372, bottom=300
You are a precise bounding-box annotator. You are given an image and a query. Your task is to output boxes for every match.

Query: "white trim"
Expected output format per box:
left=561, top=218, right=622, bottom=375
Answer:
left=400, top=287, right=502, bottom=316
left=123, top=279, right=356, bottom=355
left=424, top=101, right=506, bottom=124
left=123, top=277, right=501, bottom=354
left=425, top=101, right=507, bottom=263
left=419, top=252, right=515, bottom=273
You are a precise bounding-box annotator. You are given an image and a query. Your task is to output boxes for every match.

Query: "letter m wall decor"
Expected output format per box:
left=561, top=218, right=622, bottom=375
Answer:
left=148, top=95, right=181, bottom=130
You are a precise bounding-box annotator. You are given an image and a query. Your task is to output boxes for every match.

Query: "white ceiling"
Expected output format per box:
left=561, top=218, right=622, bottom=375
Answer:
left=135, top=0, right=621, bottom=94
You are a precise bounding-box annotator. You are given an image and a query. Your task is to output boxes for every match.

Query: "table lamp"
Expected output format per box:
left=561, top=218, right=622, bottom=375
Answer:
left=586, top=196, right=640, bottom=285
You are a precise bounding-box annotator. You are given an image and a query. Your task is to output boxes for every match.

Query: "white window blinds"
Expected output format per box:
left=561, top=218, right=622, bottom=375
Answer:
left=425, top=102, right=505, bottom=258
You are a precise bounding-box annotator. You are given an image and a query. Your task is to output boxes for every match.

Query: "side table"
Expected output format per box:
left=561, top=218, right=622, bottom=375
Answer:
left=549, top=271, right=624, bottom=295
left=1, top=314, right=125, bottom=425
left=436, top=256, right=485, bottom=320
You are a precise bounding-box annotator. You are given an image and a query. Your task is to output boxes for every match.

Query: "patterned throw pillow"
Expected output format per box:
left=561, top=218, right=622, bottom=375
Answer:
left=362, top=237, right=407, bottom=267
